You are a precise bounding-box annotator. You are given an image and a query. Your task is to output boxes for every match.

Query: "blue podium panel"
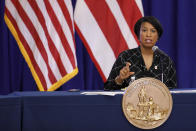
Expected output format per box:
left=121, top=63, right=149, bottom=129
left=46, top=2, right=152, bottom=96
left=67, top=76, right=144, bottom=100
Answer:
left=168, top=93, right=196, bottom=130
left=11, top=90, right=196, bottom=131
left=19, top=92, right=129, bottom=131
left=0, top=95, right=21, bottom=131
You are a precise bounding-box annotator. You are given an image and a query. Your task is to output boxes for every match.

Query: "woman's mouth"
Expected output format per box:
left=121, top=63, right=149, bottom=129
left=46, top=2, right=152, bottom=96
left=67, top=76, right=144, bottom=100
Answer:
left=145, top=39, right=152, bottom=43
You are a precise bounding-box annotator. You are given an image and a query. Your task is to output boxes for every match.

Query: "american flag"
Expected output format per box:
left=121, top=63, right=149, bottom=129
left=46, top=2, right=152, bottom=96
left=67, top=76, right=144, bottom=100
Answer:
left=74, top=0, right=143, bottom=82
left=4, top=0, right=78, bottom=91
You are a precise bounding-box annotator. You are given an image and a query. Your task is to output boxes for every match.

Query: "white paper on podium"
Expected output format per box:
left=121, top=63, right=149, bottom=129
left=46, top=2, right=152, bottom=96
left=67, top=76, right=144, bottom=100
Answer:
left=81, top=91, right=124, bottom=96
left=170, top=89, right=196, bottom=94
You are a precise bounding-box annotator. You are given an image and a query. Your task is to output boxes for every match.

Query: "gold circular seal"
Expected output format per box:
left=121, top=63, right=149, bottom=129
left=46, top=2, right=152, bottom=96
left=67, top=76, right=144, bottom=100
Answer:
left=122, top=77, right=173, bottom=129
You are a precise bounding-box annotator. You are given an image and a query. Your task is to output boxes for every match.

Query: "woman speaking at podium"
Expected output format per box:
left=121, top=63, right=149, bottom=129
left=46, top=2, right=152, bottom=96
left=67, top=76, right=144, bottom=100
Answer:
left=104, top=16, right=177, bottom=90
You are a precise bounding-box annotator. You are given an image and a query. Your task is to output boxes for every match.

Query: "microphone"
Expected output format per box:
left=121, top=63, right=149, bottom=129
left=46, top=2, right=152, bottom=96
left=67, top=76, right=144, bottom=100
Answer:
left=152, top=46, right=164, bottom=83
left=152, top=46, right=164, bottom=54
left=152, top=45, right=158, bottom=52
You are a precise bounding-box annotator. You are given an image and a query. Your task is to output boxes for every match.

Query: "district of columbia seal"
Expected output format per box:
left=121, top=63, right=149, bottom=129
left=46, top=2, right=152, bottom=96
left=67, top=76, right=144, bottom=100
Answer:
left=122, top=77, right=173, bottom=129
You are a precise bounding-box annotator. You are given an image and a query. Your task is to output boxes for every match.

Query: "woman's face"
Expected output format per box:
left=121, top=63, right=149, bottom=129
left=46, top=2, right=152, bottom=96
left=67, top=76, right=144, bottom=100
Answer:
left=139, top=22, right=158, bottom=49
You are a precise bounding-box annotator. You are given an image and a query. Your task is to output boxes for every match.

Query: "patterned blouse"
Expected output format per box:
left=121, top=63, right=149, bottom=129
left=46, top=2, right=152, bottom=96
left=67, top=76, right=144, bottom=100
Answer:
left=104, top=47, right=177, bottom=90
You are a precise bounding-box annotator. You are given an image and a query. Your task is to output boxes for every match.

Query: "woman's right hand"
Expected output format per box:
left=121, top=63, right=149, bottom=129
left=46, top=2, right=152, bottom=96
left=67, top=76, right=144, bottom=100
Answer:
left=119, top=62, right=135, bottom=80
left=115, top=62, right=134, bottom=85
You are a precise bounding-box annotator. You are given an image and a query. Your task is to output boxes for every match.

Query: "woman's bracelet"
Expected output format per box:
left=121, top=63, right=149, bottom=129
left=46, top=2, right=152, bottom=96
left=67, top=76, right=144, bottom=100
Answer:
left=115, top=76, right=124, bottom=85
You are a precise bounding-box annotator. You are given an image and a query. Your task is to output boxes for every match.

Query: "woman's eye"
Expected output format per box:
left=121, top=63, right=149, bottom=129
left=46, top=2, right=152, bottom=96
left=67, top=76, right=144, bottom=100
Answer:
left=151, top=29, right=156, bottom=33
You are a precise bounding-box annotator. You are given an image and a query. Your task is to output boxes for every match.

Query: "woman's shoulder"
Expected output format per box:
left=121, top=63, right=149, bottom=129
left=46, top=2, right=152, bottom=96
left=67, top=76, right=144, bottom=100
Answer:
left=156, top=49, right=174, bottom=64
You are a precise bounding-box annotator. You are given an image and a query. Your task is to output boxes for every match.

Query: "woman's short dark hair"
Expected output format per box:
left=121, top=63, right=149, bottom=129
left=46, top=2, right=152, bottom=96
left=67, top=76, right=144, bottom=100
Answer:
left=134, top=16, right=163, bottom=40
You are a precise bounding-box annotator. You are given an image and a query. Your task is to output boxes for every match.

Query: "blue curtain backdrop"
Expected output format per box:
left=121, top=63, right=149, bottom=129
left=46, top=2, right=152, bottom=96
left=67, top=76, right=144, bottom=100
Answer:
left=0, top=0, right=196, bottom=94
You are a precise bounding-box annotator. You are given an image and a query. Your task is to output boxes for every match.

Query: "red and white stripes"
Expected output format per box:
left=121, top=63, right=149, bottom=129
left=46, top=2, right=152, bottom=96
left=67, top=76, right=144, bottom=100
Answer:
left=4, top=0, right=78, bottom=91
left=74, top=0, right=143, bottom=81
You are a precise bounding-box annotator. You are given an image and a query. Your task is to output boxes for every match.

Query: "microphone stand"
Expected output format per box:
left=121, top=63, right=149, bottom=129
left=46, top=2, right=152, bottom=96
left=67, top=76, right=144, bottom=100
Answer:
left=161, top=57, right=163, bottom=83
left=152, top=46, right=163, bottom=83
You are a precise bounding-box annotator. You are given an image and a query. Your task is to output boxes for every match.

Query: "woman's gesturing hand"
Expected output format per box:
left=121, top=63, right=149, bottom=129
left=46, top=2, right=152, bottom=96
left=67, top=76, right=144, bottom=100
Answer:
left=119, top=62, right=135, bottom=80
left=115, top=62, right=135, bottom=85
